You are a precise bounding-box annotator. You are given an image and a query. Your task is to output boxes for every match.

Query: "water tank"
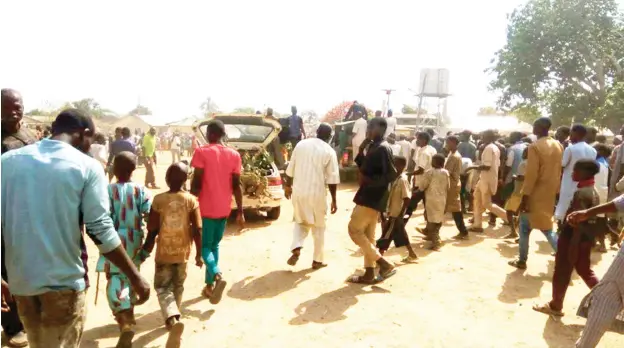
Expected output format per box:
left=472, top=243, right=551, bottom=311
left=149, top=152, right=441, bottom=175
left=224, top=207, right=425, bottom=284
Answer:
left=418, top=69, right=450, bottom=97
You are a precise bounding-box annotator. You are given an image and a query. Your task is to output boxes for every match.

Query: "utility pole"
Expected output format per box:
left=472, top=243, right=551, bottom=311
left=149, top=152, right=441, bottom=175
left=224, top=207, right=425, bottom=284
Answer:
left=381, top=89, right=395, bottom=116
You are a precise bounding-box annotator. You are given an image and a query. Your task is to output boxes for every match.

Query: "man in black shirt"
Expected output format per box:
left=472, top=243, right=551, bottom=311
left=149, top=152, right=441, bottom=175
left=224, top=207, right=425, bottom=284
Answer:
left=1, top=88, right=35, bottom=347
left=344, top=101, right=369, bottom=121
left=348, top=117, right=397, bottom=284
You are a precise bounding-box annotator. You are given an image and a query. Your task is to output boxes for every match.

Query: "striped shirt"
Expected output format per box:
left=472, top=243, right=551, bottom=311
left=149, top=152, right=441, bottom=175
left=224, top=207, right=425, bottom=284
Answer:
left=286, top=138, right=340, bottom=197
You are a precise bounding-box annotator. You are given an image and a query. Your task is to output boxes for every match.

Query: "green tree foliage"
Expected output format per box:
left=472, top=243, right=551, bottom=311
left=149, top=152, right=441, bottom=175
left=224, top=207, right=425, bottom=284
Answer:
left=128, top=104, right=152, bottom=115
left=200, top=97, right=220, bottom=117
left=476, top=106, right=500, bottom=116
left=26, top=99, right=113, bottom=119
left=401, top=104, right=428, bottom=114
left=488, top=0, right=624, bottom=132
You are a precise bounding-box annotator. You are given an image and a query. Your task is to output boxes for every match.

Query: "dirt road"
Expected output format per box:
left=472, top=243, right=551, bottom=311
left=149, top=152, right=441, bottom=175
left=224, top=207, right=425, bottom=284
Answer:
left=15, top=158, right=623, bottom=348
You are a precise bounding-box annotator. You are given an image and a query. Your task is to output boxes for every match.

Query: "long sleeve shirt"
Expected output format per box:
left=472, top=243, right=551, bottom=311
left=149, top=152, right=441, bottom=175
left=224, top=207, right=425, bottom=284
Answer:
left=1, top=139, right=121, bottom=296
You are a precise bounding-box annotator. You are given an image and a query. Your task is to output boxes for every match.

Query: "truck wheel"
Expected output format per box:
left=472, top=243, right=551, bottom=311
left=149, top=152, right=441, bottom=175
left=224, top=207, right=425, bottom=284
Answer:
left=267, top=207, right=281, bottom=220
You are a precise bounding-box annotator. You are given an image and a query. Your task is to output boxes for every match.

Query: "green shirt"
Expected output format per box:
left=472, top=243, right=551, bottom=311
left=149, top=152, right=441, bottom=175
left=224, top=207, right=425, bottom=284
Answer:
left=142, top=134, right=156, bottom=157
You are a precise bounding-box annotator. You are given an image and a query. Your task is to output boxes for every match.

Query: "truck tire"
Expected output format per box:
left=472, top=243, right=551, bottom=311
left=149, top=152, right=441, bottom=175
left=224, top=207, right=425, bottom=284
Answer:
left=267, top=207, right=281, bottom=220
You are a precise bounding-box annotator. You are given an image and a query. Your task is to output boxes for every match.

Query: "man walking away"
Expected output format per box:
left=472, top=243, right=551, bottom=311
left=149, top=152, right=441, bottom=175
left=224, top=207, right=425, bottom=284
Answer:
left=1, top=109, right=150, bottom=348
left=384, top=110, right=397, bottom=139
left=191, top=120, right=245, bottom=305
left=143, top=127, right=160, bottom=189
left=170, top=132, right=181, bottom=163
left=351, top=111, right=368, bottom=156
left=288, top=106, right=306, bottom=148
left=458, top=130, right=477, bottom=162
left=285, top=123, right=340, bottom=270
left=108, top=127, right=137, bottom=182
left=347, top=117, right=397, bottom=284
left=1, top=88, right=36, bottom=347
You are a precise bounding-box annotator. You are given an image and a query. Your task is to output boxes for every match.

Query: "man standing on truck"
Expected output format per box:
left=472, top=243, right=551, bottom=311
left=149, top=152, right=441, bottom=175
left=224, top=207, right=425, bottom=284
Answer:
left=285, top=123, right=340, bottom=270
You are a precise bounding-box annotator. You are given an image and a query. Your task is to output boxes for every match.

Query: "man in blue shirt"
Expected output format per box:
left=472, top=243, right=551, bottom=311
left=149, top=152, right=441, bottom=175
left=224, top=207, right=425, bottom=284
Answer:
left=0, top=109, right=150, bottom=348
left=288, top=106, right=306, bottom=147
left=107, top=127, right=136, bottom=181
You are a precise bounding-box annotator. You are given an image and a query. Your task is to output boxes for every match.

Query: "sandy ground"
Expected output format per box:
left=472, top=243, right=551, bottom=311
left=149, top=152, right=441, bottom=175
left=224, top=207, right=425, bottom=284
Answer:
left=6, top=153, right=624, bottom=348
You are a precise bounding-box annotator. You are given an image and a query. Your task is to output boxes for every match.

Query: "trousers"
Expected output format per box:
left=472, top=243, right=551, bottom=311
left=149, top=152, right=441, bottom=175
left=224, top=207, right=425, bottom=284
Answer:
left=348, top=205, right=382, bottom=268
left=404, top=190, right=426, bottom=224
left=1, top=239, right=24, bottom=337
left=154, top=263, right=188, bottom=322
left=15, top=290, right=87, bottom=348
left=144, top=156, right=156, bottom=186
left=473, top=181, right=508, bottom=227
left=376, top=217, right=409, bottom=252
left=518, top=214, right=558, bottom=262
left=202, top=217, right=226, bottom=285
left=291, top=223, right=325, bottom=263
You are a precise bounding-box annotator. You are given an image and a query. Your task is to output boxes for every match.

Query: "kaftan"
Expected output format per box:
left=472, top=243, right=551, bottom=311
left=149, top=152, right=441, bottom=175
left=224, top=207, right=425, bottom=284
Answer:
left=420, top=168, right=450, bottom=223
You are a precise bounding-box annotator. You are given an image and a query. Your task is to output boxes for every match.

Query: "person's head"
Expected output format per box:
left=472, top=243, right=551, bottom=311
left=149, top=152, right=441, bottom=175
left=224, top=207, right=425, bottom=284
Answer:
left=291, top=106, right=297, bottom=115
left=165, top=162, right=189, bottom=191
left=266, top=107, right=273, bottom=117
left=594, top=143, right=612, bottom=159
left=481, top=129, right=496, bottom=144
left=431, top=154, right=445, bottom=169
left=94, top=132, right=107, bottom=145
left=595, top=134, right=607, bottom=144
left=509, top=131, right=523, bottom=144
left=585, top=127, right=598, bottom=143
left=316, top=123, right=333, bottom=142
left=416, top=131, right=431, bottom=147
left=255, top=110, right=262, bottom=115
left=121, top=127, right=131, bottom=139
left=445, top=135, right=459, bottom=152
left=354, top=110, right=364, bottom=119
left=459, top=130, right=471, bottom=142
left=43, top=129, right=50, bottom=138
left=149, top=127, right=156, bottom=136
left=572, top=159, right=600, bottom=182
left=399, top=134, right=406, bottom=141
left=35, top=125, right=42, bottom=132
left=522, top=147, right=529, bottom=160
left=570, top=124, right=587, bottom=143
left=113, top=151, right=137, bottom=182
left=555, top=126, right=570, bottom=142
left=425, top=128, right=435, bottom=138
left=206, top=119, right=226, bottom=144
left=366, top=117, right=387, bottom=141
left=393, top=155, right=407, bottom=174
left=375, top=110, right=382, bottom=118
left=50, top=109, right=96, bottom=153
left=114, top=127, right=122, bottom=139
left=532, top=117, right=552, bottom=137
left=387, top=109, right=393, bottom=117
left=521, top=136, right=533, bottom=144
left=1, top=88, right=24, bottom=133
left=387, top=133, right=396, bottom=144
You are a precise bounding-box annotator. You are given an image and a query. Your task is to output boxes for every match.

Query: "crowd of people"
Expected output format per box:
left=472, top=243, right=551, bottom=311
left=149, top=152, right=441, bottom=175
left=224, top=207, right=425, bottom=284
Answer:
left=2, top=86, right=624, bottom=348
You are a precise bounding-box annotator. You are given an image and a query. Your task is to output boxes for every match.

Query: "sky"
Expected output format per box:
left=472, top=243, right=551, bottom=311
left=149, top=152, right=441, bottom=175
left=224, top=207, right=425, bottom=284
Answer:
left=2, top=0, right=527, bottom=122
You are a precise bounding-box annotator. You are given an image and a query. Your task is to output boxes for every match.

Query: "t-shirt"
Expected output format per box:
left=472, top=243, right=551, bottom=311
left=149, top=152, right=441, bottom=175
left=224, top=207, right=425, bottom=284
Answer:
left=411, top=144, right=437, bottom=188
left=142, top=134, right=157, bottom=157
left=389, top=143, right=402, bottom=156
left=288, top=115, right=304, bottom=139
left=397, top=140, right=411, bottom=159
left=387, top=174, right=410, bottom=217
left=171, top=136, right=181, bottom=150
left=151, top=191, right=199, bottom=264
left=191, top=143, right=242, bottom=218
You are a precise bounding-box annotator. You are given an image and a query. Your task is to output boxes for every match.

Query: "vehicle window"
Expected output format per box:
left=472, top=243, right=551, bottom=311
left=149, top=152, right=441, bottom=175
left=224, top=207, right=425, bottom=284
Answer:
left=199, top=124, right=273, bottom=143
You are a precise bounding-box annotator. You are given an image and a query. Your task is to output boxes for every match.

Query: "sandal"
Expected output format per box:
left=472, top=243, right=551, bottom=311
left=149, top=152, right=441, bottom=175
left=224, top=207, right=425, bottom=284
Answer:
left=346, top=275, right=381, bottom=285
left=532, top=303, right=564, bottom=317
left=508, top=259, right=527, bottom=269
left=201, top=286, right=212, bottom=299
left=401, top=255, right=419, bottom=263
left=379, top=267, right=397, bottom=280
left=210, top=279, right=227, bottom=305
left=312, top=261, right=328, bottom=270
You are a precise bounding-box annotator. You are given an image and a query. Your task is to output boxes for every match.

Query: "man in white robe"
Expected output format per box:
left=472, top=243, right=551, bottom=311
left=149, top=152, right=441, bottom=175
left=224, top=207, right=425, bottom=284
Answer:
left=555, top=125, right=597, bottom=222
left=351, top=112, right=368, bottom=155
left=285, top=123, right=340, bottom=269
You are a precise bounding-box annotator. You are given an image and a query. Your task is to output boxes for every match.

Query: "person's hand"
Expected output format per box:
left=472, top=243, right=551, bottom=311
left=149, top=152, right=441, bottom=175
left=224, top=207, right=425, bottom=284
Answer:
left=566, top=210, right=589, bottom=227
left=498, top=179, right=504, bottom=187
left=359, top=139, right=372, bottom=154
left=130, top=275, right=150, bottom=306
left=330, top=199, right=338, bottom=214
left=195, top=255, right=203, bottom=268
left=519, top=195, right=529, bottom=213
left=1, top=280, right=11, bottom=313
left=236, top=211, right=246, bottom=231
left=284, top=186, right=292, bottom=200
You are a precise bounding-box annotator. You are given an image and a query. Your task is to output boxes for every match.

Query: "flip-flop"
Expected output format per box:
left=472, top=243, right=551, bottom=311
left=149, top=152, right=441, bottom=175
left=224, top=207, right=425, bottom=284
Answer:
left=346, top=274, right=382, bottom=285
left=210, top=279, right=227, bottom=304
left=165, top=321, right=185, bottom=348
left=401, top=255, right=419, bottom=263
left=379, top=268, right=397, bottom=280
left=532, top=303, right=564, bottom=317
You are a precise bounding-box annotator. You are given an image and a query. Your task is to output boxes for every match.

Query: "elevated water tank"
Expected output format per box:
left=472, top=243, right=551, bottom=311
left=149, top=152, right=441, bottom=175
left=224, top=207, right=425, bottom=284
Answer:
left=418, top=69, right=450, bottom=97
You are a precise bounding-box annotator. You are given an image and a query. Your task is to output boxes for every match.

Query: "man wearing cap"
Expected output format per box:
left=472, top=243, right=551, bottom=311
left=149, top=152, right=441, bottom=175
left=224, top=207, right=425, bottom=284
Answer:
left=1, top=88, right=36, bottom=347
left=1, top=109, right=151, bottom=348
left=142, top=127, right=159, bottom=189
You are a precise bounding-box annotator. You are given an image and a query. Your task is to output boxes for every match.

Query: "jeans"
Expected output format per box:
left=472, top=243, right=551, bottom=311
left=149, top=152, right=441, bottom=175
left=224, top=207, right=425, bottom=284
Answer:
left=202, top=218, right=226, bottom=285
left=518, top=214, right=558, bottom=263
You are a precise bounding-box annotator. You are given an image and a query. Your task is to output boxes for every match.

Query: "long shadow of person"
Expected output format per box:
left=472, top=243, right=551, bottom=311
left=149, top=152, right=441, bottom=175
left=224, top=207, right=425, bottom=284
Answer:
left=497, top=260, right=554, bottom=304
left=288, top=283, right=390, bottom=325
left=542, top=316, right=584, bottom=348
left=227, top=269, right=315, bottom=301
left=81, top=296, right=213, bottom=348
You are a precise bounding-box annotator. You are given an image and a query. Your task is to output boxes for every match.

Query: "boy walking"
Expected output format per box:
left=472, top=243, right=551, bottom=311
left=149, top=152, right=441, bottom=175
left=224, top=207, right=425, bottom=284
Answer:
left=376, top=156, right=418, bottom=262
left=142, top=162, right=202, bottom=348
left=95, top=152, right=152, bottom=348
left=190, top=120, right=244, bottom=304
left=419, top=154, right=450, bottom=251
left=533, top=159, right=601, bottom=317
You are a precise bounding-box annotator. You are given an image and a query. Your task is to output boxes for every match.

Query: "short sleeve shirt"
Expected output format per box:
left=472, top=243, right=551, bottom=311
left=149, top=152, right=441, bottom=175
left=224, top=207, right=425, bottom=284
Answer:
left=387, top=174, right=410, bottom=217
left=151, top=191, right=199, bottom=264
left=191, top=144, right=242, bottom=218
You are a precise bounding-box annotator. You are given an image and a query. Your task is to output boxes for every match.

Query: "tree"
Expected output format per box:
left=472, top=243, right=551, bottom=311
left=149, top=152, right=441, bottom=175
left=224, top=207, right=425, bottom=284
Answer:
left=476, top=106, right=500, bottom=116
left=25, top=109, right=51, bottom=116
left=322, top=101, right=354, bottom=124
left=128, top=104, right=152, bottom=115
left=70, top=98, right=114, bottom=118
left=488, top=0, right=624, bottom=132
left=232, top=107, right=256, bottom=114
left=401, top=104, right=428, bottom=115
left=200, top=97, right=220, bottom=117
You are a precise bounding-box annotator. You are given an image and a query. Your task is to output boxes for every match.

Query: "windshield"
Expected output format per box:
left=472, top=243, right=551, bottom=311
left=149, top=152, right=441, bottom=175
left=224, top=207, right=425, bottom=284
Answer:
left=199, top=123, right=273, bottom=143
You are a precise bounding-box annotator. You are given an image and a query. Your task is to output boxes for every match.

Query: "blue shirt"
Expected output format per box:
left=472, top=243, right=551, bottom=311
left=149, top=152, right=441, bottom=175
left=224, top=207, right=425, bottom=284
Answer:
left=288, top=115, right=303, bottom=139
left=1, top=140, right=121, bottom=296
left=110, top=138, right=136, bottom=157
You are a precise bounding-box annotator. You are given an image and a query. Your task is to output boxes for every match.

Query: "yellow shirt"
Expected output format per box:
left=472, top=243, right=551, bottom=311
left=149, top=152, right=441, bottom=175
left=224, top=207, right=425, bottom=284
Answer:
left=152, top=191, right=199, bottom=264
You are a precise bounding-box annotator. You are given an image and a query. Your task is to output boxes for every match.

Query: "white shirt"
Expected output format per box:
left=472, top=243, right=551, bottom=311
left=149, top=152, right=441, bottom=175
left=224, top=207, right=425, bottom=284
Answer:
left=412, top=144, right=437, bottom=188
left=171, top=136, right=181, bottom=150
left=555, top=141, right=597, bottom=220
left=286, top=138, right=341, bottom=227
left=397, top=140, right=411, bottom=159
left=384, top=117, right=397, bottom=139
left=89, top=143, right=108, bottom=168
left=351, top=118, right=368, bottom=146
left=460, top=158, right=473, bottom=175
left=389, top=143, right=402, bottom=156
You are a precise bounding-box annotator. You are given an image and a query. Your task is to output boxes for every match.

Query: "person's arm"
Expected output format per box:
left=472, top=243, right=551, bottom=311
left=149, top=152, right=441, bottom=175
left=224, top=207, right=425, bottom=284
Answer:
left=232, top=152, right=244, bottom=228
left=567, top=195, right=624, bottom=225
left=561, top=146, right=571, bottom=169
left=190, top=205, right=202, bottom=267
left=520, top=145, right=539, bottom=212
left=143, top=208, right=160, bottom=254
left=190, top=150, right=204, bottom=196
left=82, top=165, right=150, bottom=304
left=299, top=117, right=306, bottom=139
left=363, top=147, right=398, bottom=188
left=617, top=175, right=624, bottom=192
left=325, top=152, right=341, bottom=214
left=344, top=104, right=355, bottom=120
left=284, top=146, right=297, bottom=199
left=505, top=148, right=514, bottom=177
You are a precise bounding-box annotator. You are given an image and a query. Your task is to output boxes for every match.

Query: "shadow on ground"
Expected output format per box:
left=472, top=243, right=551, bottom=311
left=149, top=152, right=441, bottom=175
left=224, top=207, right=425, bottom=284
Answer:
left=227, top=269, right=316, bottom=300
left=289, top=283, right=390, bottom=325
left=498, top=260, right=554, bottom=304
